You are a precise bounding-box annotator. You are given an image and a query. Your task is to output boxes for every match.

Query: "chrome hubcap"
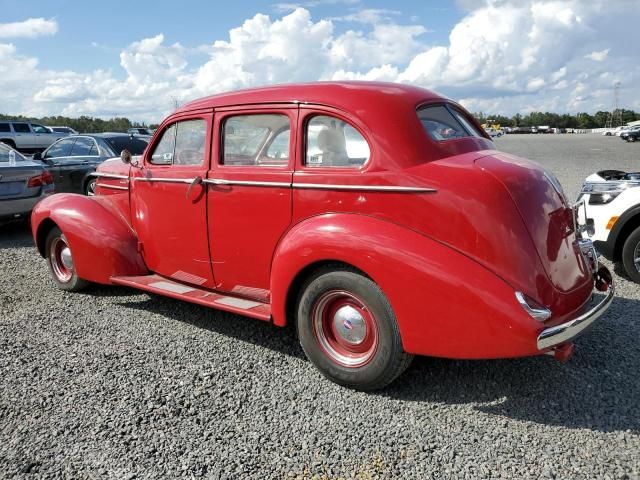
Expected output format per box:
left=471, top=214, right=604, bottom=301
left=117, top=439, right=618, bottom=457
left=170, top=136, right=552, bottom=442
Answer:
left=312, top=290, right=378, bottom=368
left=634, top=242, right=640, bottom=272
left=50, top=236, right=73, bottom=283
left=87, top=180, right=96, bottom=196
left=332, top=305, right=367, bottom=345
left=60, top=246, right=74, bottom=270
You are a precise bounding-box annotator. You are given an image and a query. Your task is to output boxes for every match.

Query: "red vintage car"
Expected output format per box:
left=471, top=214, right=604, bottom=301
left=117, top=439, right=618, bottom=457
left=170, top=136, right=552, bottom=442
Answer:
left=31, top=82, right=614, bottom=390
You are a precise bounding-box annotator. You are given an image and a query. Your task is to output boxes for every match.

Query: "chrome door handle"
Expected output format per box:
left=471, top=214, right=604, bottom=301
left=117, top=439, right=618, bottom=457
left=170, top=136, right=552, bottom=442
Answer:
left=186, top=176, right=203, bottom=199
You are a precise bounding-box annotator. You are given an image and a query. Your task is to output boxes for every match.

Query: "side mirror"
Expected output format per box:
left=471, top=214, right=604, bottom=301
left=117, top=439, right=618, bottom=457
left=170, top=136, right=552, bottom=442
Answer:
left=121, top=149, right=132, bottom=164
left=33, top=152, right=42, bottom=160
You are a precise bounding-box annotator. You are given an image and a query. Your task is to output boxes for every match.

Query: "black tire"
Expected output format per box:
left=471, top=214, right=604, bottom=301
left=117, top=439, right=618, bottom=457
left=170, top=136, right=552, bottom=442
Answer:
left=296, top=267, right=413, bottom=391
left=85, top=178, right=97, bottom=196
left=629, top=136, right=636, bottom=143
left=1, top=140, right=16, bottom=149
left=44, top=227, right=90, bottom=291
left=622, top=226, right=640, bottom=283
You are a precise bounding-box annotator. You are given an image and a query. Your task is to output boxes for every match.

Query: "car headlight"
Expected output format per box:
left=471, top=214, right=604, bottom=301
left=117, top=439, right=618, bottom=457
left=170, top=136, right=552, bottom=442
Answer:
left=581, top=181, right=637, bottom=204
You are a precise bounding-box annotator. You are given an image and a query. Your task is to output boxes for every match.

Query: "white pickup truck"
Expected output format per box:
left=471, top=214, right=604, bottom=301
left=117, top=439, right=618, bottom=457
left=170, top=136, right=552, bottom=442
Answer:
left=578, top=169, right=640, bottom=283
left=0, top=121, right=68, bottom=153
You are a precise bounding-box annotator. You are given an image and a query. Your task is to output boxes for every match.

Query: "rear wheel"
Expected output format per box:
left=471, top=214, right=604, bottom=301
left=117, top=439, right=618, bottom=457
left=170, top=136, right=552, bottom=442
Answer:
left=296, top=268, right=412, bottom=390
left=85, top=178, right=97, bottom=196
left=622, top=226, right=640, bottom=283
left=1, top=140, right=16, bottom=149
left=45, top=227, right=89, bottom=291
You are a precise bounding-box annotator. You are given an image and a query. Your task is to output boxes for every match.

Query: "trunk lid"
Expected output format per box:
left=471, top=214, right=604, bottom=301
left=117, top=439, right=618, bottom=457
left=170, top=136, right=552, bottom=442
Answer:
left=476, top=153, right=591, bottom=293
left=0, top=161, right=45, bottom=199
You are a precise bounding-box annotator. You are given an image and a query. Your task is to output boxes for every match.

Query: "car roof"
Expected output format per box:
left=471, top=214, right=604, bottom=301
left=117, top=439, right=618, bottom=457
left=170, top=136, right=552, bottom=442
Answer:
left=66, top=133, right=144, bottom=139
left=176, top=81, right=445, bottom=113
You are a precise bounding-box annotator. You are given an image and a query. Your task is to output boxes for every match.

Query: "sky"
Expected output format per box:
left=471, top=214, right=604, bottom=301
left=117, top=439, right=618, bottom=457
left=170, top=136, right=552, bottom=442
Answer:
left=0, top=0, right=638, bottom=123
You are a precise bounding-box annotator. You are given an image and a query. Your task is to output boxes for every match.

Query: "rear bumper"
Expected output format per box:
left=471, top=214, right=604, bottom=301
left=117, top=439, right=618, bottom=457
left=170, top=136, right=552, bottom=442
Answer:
left=0, top=190, right=52, bottom=220
left=537, top=266, right=614, bottom=350
left=0, top=196, right=40, bottom=220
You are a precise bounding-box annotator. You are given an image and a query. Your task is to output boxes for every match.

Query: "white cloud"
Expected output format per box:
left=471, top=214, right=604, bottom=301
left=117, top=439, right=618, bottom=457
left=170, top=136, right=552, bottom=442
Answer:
left=1, top=2, right=640, bottom=122
left=0, top=18, right=58, bottom=39
left=585, top=48, right=609, bottom=61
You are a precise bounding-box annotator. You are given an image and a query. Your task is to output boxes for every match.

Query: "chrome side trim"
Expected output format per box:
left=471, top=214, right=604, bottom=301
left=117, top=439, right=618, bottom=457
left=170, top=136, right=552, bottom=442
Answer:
left=89, top=172, right=130, bottom=180
left=203, top=179, right=291, bottom=188
left=134, top=177, right=195, bottom=184
left=537, top=270, right=614, bottom=350
left=292, top=183, right=437, bottom=193
left=96, top=183, right=129, bottom=191
left=515, top=292, right=552, bottom=322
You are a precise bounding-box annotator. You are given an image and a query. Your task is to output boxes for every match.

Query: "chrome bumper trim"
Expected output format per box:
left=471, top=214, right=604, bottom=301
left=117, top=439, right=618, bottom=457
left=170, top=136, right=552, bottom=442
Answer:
left=537, top=268, right=614, bottom=350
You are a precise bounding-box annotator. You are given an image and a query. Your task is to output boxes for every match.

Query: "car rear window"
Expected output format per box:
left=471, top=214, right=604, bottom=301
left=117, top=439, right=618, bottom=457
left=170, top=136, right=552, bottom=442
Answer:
left=0, top=143, right=26, bottom=162
left=105, top=137, right=149, bottom=155
left=418, top=105, right=484, bottom=142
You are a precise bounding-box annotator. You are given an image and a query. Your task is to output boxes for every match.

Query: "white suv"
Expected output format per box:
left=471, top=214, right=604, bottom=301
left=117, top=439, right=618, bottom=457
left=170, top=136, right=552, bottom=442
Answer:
left=578, top=169, right=640, bottom=282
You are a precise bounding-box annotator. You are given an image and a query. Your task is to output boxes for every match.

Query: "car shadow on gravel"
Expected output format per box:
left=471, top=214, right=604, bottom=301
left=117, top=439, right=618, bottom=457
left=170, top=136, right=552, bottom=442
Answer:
left=117, top=295, right=306, bottom=359
left=116, top=290, right=639, bottom=434
left=384, top=296, right=640, bottom=434
left=0, top=220, right=33, bottom=250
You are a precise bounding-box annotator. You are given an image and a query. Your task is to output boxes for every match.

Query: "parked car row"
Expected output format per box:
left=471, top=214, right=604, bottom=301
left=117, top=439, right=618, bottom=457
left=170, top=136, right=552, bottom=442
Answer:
left=0, top=119, right=154, bottom=153
left=0, top=133, right=150, bottom=219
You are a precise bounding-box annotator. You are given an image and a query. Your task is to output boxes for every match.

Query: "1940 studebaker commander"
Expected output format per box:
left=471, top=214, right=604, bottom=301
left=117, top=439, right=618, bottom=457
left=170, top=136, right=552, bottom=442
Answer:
left=31, top=82, right=614, bottom=390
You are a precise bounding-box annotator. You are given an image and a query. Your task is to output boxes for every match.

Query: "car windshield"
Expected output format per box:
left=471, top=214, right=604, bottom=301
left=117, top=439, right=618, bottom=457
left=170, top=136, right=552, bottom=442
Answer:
left=105, top=137, right=149, bottom=155
left=0, top=143, right=26, bottom=162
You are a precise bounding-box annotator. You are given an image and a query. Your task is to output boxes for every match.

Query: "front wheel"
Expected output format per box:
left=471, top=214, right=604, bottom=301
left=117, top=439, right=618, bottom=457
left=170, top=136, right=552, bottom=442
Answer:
left=622, top=226, right=640, bottom=283
left=297, top=268, right=413, bottom=390
left=45, top=227, right=89, bottom=291
left=629, top=136, right=636, bottom=143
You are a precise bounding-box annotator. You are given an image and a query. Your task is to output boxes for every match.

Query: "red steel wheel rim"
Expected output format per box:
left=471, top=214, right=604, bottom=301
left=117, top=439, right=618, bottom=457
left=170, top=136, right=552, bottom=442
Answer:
left=49, top=235, right=74, bottom=283
left=312, top=290, right=379, bottom=368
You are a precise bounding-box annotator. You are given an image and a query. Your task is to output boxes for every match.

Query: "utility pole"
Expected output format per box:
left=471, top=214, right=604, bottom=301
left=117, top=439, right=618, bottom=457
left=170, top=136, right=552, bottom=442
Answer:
left=605, top=82, right=623, bottom=128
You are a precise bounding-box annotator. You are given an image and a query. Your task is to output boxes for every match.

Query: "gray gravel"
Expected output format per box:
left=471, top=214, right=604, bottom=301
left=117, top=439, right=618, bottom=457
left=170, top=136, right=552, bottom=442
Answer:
left=1, top=134, right=639, bottom=479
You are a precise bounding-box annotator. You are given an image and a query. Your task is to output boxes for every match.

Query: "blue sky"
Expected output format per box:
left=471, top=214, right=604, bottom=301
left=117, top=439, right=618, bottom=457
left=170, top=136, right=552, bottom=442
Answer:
left=2, top=1, right=462, bottom=75
left=0, top=0, right=638, bottom=122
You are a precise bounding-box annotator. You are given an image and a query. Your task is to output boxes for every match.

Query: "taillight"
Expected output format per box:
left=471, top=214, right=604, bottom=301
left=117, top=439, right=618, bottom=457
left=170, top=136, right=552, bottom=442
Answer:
left=27, top=171, right=54, bottom=187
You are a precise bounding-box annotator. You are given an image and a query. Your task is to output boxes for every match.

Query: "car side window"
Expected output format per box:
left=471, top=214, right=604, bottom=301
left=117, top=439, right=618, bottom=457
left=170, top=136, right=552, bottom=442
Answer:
left=45, top=138, right=75, bottom=159
left=150, top=124, right=176, bottom=165
left=0, top=123, right=11, bottom=132
left=222, top=114, right=290, bottom=166
left=417, top=105, right=480, bottom=141
left=70, top=137, right=98, bottom=156
left=32, top=124, right=49, bottom=134
left=305, top=115, right=370, bottom=167
left=12, top=123, right=31, bottom=134
left=150, top=120, right=206, bottom=166
left=174, top=120, right=206, bottom=165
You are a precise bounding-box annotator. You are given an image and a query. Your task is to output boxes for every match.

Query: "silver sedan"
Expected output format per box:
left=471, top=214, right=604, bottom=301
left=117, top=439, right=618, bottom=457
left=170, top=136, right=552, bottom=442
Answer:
left=0, top=142, right=55, bottom=221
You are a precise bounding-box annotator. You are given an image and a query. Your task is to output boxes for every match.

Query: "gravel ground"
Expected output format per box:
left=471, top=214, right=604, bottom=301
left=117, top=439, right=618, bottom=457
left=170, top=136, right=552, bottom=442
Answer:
left=1, top=134, right=639, bottom=479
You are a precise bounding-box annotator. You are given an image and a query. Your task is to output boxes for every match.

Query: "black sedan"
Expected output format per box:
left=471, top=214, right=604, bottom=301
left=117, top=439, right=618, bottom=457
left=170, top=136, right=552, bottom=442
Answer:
left=34, top=133, right=149, bottom=195
left=621, top=126, right=640, bottom=142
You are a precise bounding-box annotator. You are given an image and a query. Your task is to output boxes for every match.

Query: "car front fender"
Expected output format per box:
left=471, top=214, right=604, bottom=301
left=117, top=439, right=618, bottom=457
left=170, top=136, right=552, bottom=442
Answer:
left=270, top=213, right=543, bottom=359
left=32, top=193, right=148, bottom=284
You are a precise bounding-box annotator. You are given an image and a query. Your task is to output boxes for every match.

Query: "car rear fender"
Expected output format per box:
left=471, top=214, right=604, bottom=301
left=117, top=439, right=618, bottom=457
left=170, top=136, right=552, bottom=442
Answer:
left=32, top=193, right=148, bottom=284
left=270, top=213, right=543, bottom=359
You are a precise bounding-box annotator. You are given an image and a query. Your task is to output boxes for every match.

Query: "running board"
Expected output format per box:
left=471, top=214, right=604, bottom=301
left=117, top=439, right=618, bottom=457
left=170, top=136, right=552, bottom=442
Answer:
left=110, top=274, right=271, bottom=321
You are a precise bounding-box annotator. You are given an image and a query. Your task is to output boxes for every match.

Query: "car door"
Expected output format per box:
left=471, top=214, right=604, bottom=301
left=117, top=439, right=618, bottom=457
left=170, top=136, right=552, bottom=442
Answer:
left=206, top=105, right=296, bottom=300
left=61, top=136, right=102, bottom=192
left=40, top=137, right=76, bottom=190
left=130, top=111, right=216, bottom=289
left=42, top=137, right=79, bottom=192
left=11, top=123, right=36, bottom=150
left=31, top=123, right=55, bottom=149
